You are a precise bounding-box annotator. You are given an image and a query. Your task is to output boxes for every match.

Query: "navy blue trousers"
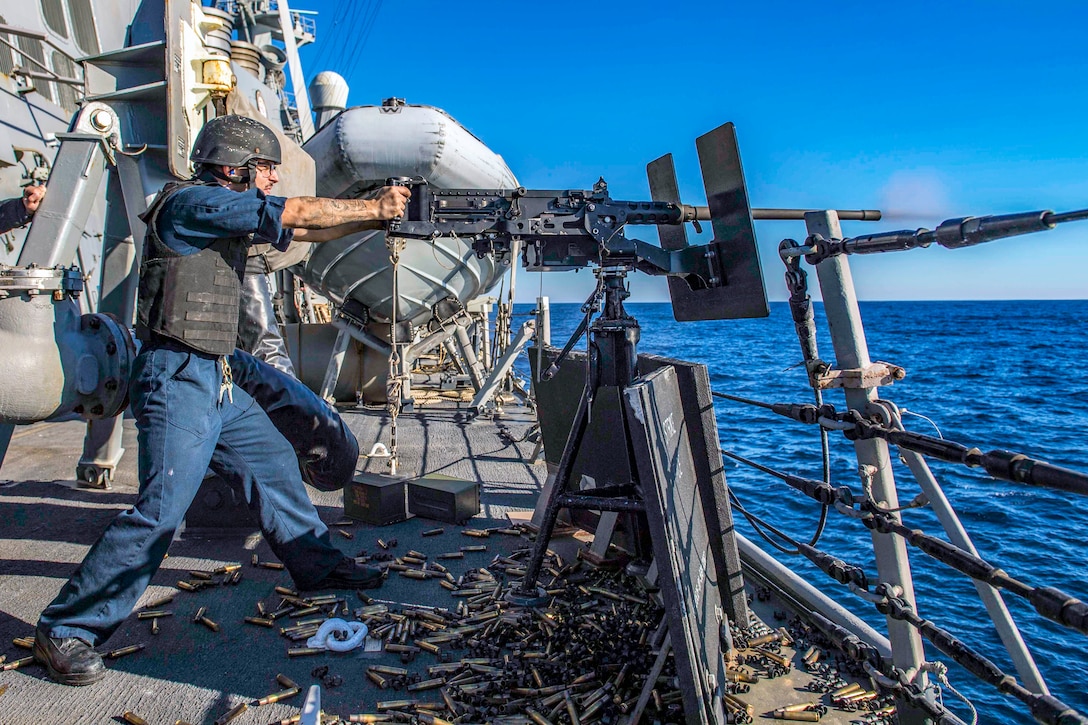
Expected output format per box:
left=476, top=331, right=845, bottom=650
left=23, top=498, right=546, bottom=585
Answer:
left=38, top=343, right=343, bottom=645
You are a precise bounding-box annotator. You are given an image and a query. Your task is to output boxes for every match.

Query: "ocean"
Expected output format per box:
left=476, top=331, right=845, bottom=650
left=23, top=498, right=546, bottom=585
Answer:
left=515, top=299, right=1088, bottom=723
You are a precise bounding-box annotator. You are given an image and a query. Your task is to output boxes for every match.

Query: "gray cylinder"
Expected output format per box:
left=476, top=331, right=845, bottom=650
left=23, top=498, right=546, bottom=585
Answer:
left=0, top=266, right=134, bottom=424
left=299, top=102, right=518, bottom=327
left=230, top=40, right=263, bottom=79
left=201, top=6, right=233, bottom=58
left=309, top=71, right=349, bottom=129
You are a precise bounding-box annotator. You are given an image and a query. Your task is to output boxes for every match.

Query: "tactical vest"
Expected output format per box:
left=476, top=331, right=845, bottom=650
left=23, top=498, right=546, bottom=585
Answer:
left=136, top=180, right=249, bottom=356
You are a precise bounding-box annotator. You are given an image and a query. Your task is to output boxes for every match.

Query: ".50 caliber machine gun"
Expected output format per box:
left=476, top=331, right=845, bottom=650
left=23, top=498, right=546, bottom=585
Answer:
left=385, top=122, right=771, bottom=324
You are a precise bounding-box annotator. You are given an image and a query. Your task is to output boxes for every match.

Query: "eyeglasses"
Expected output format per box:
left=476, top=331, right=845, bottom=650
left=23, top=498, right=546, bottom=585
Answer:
left=254, top=161, right=279, bottom=174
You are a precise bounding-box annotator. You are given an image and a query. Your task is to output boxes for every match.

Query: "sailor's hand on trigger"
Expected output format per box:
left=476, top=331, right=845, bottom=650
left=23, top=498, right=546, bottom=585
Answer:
left=22, top=184, right=45, bottom=214
left=374, top=185, right=410, bottom=220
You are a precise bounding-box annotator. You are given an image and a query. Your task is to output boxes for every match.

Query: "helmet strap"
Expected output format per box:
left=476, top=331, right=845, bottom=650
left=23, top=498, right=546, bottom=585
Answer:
left=208, top=165, right=250, bottom=185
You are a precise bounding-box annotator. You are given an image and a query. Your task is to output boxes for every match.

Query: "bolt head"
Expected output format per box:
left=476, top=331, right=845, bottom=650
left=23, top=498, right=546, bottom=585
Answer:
left=90, top=109, right=113, bottom=132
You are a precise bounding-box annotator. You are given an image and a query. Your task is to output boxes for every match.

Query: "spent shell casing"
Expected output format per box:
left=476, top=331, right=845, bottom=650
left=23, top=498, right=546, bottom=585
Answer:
left=177, top=580, right=198, bottom=592
left=337, top=529, right=354, bottom=539
left=422, top=528, right=444, bottom=537
left=406, top=677, right=444, bottom=692
left=772, top=709, right=821, bottom=721
left=258, top=561, right=285, bottom=570
left=366, top=670, right=389, bottom=688
left=460, top=545, right=487, bottom=552
left=384, top=643, right=420, bottom=654
left=277, top=673, right=300, bottom=689
left=213, top=702, right=248, bottom=725
left=275, top=586, right=298, bottom=596
left=12, top=636, right=33, bottom=649
left=136, top=610, right=173, bottom=619
left=377, top=538, right=390, bottom=550
left=526, top=708, right=553, bottom=725
left=145, top=594, right=176, bottom=609
left=189, top=571, right=213, bottom=580
left=406, top=550, right=426, bottom=559
left=198, top=616, right=220, bottom=632
left=214, top=563, right=242, bottom=574
left=400, top=570, right=427, bottom=580
left=257, top=686, right=301, bottom=705
left=376, top=700, right=418, bottom=711
left=122, top=713, right=149, bottom=725
left=461, top=529, right=489, bottom=538
left=106, top=643, right=145, bottom=659
left=291, top=606, right=320, bottom=618
left=251, top=554, right=259, bottom=566
left=229, top=570, right=242, bottom=584
left=0, top=683, right=7, bottom=698
left=414, top=640, right=440, bottom=654
left=244, top=616, right=274, bottom=627
left=193, top=606, right=208, bottom=623
left=151, top=618, right=160, bottom=636
left=437, top=552, right=463, bottom=560
left=0, top=656, right=34, bottom=671
left=287, top=647, right=323, bottom=657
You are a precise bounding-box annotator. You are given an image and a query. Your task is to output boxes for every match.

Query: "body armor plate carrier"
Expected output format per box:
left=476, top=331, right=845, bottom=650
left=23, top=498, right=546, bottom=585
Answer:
left=136, top=180, right=249, bottom=356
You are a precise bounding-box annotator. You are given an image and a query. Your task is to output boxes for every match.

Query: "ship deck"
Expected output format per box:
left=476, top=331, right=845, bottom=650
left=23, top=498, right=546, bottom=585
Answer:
left=0, top=401, right=877, bottom=725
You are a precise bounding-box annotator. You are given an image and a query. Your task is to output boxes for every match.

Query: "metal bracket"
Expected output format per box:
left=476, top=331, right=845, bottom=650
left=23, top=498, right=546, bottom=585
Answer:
left=815, top=361, right=905, bottom=390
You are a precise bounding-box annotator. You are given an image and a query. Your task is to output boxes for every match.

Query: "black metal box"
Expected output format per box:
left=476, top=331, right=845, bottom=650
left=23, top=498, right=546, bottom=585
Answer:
left=407, top=474, right=479, bottom=524
left=343, top=472, right=408, bottom=525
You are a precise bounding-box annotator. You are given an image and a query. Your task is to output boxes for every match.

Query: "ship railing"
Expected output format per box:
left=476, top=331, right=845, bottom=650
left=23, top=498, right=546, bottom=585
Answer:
left=704, top=209, right=1088, bottom=725
left=211, top=0, right=316, bottom=40
left=0, top=22, right=85, bottom=97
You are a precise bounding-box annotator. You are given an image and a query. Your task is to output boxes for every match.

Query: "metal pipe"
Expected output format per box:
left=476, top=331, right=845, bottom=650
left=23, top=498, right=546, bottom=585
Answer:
left=805, top=209, right=929, bottom=724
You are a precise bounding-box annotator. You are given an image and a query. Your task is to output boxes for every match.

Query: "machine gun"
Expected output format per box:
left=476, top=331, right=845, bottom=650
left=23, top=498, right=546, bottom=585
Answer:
left=385, top=122, right=771, bottom=323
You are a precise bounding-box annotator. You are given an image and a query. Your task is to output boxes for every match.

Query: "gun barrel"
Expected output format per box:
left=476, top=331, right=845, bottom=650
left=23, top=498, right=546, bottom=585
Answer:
left=681, top=205, right=882, bottom=222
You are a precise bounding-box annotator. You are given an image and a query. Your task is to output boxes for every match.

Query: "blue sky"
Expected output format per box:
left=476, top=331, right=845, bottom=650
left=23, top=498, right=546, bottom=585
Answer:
left=294, top=1, right=1088, bottom=303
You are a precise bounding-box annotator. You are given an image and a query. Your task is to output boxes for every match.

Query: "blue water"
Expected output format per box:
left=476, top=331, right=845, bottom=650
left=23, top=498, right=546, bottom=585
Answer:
left=514, top=299, right=1088, bottom=723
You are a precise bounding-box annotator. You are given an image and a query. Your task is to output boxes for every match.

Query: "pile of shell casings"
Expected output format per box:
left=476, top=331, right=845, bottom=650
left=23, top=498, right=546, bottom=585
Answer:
left=342, top=539, right=684, bottom=724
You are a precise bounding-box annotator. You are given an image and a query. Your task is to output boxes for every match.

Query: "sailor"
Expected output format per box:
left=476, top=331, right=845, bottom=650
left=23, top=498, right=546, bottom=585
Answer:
left=0, top=183, right=46, bottom=234
left=33, top=114, right=410, bottom=686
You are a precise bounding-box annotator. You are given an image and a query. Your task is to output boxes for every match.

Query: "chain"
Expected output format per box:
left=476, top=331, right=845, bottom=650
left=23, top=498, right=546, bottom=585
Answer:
left=386, top=237, right=405, bottom=476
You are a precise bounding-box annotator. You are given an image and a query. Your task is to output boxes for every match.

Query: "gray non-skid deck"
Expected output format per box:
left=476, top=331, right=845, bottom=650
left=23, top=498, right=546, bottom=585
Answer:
left=0, top=404, right=546, bottom=725
left=0, top=402, right=877, bottom=725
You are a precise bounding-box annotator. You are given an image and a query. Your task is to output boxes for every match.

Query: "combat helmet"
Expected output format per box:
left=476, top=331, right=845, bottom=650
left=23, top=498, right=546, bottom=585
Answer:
left=190, top=114, right=281, bottom=182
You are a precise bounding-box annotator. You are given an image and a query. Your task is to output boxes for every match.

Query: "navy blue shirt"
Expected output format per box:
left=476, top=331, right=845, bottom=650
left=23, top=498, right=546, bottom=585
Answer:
left=154, top=184, right=294, bottom=255
left=0, top=196, right=30, bottom=235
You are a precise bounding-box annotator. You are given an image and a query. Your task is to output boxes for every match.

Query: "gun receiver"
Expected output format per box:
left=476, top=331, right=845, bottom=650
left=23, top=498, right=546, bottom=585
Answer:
left=390, top=177, right=722, bottom=281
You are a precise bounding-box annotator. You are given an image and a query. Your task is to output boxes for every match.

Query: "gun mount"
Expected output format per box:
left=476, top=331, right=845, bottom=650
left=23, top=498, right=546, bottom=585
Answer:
left=385, top=122, right=771, bottom=322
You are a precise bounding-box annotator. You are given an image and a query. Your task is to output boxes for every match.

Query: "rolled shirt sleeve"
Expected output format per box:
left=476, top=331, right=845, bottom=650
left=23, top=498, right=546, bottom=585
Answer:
left=156, top=185, right=294, bottom=254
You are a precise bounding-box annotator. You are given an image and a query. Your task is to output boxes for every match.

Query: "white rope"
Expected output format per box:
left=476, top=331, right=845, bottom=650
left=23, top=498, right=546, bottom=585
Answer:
left=305, top=618, right=368, bottom=652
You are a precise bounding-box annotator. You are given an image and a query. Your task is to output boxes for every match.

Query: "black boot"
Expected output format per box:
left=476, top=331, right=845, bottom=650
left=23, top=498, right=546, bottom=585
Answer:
left=300, top=557, right=384, bottom=591
left=33, top=628, right=106, bottom=686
